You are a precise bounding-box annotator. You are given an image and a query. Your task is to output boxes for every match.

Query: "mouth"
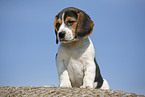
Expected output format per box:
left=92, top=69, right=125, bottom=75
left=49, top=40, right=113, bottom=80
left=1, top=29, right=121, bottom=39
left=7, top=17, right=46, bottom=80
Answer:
left=59, top=37, right=79, bottom=43
left=59, top=39, right=70, bottom=43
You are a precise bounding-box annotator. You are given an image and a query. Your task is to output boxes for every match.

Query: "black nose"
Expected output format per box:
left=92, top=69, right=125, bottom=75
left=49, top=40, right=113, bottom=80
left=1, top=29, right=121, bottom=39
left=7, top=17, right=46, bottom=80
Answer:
left=59, top=32, right=65, bottom=38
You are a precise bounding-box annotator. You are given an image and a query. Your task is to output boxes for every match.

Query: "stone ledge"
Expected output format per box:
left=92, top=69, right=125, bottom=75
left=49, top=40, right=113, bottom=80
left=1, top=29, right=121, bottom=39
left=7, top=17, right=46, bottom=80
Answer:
left=0, top=86, right=144, bottom=97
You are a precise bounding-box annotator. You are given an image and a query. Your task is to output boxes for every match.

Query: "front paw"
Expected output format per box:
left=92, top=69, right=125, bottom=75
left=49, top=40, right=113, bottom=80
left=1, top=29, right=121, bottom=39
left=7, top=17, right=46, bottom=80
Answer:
left=60, top=83, right=72, bottom=88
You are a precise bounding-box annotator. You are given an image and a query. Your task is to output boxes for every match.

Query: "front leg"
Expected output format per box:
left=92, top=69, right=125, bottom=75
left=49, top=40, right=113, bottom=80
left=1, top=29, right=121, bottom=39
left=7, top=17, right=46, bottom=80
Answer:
left=56, top=55, right=72, bottom=87
left=81, top=61, right=95, bottom=88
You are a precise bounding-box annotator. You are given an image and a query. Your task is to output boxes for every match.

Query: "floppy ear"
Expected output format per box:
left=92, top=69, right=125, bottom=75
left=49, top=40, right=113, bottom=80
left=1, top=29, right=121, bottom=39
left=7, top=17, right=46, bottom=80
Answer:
left=76, top=11, right=94, bottom=39
left=54, top=17, right=59, bottom=44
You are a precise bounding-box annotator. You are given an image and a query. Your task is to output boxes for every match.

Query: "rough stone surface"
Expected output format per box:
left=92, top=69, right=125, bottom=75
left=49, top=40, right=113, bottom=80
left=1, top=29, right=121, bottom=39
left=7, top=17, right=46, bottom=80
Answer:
left=0, top=86, right=144, bottom=97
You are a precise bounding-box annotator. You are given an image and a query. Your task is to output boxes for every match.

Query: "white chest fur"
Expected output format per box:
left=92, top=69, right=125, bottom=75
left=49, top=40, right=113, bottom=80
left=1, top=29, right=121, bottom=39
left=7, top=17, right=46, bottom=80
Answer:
left=56, top=37, right=96, bottom=88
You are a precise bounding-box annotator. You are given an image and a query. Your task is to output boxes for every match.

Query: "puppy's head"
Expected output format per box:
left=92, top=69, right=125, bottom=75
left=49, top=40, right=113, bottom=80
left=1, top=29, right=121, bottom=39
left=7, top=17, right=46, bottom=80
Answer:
left=54, top=7, right=94, bottom=44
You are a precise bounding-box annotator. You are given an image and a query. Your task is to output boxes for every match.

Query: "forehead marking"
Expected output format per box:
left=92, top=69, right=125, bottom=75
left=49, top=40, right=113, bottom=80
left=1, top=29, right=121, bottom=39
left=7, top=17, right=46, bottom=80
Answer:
left=62, top=12, right=65, bottom=24
left=58, top=12, right=66, bottom=33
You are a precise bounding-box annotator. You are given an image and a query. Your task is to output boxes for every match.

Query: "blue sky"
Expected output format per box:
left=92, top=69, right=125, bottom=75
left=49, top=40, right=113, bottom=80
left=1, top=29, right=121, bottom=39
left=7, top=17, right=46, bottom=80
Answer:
left=0, top=0, right=145, bottom=95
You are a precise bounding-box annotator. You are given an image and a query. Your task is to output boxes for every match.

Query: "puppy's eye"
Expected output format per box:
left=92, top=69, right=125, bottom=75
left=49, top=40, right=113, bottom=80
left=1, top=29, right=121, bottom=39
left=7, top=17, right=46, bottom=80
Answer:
left=56, top=23, right=60, bottom=30
left=67, top=21, right=75, bottom=26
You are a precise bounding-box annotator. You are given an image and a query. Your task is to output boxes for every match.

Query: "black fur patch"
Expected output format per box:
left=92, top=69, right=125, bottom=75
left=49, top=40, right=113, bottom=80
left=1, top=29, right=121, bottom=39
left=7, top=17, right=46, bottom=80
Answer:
left=94, top=58, right=104, bottom=88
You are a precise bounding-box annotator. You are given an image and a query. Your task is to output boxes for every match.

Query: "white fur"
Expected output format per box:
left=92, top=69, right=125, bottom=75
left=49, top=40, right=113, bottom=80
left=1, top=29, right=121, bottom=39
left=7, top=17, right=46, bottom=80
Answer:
left=100, top=79, right=109, bottom=89
left=56, top=38, right=96, bottom=88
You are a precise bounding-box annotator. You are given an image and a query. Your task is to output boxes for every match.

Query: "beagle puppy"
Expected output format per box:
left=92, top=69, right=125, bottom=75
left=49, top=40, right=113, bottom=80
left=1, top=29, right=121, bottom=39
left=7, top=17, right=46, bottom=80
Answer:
left=54, top=7, right=109, bottom=89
